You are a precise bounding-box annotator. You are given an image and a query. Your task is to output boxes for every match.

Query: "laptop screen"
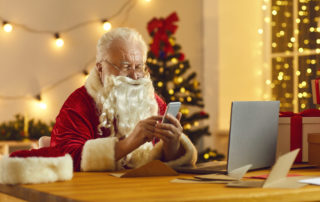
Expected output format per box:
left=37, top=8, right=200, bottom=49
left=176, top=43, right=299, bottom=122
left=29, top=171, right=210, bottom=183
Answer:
left=227, top=101, right=280, bottom=173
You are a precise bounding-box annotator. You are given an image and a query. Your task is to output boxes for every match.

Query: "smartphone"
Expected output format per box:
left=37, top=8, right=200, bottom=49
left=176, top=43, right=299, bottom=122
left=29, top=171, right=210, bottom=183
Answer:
left=161, top=102, right=181, bottom=123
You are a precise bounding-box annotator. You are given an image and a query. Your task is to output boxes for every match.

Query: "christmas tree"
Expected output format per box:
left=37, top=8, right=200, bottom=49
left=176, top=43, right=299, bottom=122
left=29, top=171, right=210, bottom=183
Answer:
left=146, top=12, right=224, bottom=162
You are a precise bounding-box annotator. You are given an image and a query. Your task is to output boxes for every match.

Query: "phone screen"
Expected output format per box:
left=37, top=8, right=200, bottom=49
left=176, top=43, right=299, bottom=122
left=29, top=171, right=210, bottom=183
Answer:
left=162, top=102, right=181, bottom=123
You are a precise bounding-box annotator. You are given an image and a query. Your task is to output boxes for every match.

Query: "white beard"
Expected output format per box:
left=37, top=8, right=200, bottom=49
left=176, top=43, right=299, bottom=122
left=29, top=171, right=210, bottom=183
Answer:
left=96, top=75, right=158, bottom=137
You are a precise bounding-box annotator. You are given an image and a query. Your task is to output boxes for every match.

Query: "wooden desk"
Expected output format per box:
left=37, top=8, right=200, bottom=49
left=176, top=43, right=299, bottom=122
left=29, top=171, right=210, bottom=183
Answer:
left=1, top=168, right=320, bottom=202
left=0, top=192, right=26, bottom=202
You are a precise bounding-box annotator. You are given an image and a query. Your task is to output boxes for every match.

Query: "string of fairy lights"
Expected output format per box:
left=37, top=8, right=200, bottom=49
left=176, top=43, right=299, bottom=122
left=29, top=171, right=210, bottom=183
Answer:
left=0, top=0, right=152, bottom=108
left=262, top=0, right=320, bottom=112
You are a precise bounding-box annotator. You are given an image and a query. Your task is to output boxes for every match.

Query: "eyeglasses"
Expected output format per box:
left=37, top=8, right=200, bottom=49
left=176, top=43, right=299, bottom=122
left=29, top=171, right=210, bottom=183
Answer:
left=102, top=59, right=147, bottom=76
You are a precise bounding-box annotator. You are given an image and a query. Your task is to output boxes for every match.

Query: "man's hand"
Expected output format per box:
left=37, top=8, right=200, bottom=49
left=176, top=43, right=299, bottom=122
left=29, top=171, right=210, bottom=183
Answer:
left=115, top=115, right=162, bottom=161
left=129, top=115, right=162, bottom=147
left=154, top=112, right=185, bottom=161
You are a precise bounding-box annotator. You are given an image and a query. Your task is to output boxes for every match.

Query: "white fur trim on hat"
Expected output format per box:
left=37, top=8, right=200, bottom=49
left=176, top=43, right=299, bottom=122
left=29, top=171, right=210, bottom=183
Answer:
left=0, top=154, right=73, bottom=185
left=165, top=133, right=197, bottom=168
left=81, top=137, right=118, bottom=171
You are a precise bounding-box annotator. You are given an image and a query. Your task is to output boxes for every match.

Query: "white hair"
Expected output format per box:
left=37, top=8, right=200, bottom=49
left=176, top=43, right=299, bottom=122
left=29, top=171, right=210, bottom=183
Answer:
left=96, top=27, right=148, bottom=63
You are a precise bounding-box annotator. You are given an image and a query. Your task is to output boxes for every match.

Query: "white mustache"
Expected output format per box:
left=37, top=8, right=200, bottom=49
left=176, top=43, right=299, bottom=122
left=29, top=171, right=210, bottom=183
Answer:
left=110, top=75, right=150, bottom=86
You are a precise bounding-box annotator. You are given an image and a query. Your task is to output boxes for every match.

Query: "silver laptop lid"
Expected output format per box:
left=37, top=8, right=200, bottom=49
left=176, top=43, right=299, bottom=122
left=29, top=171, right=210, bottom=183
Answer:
left=227, top=101, right=280, bottom=173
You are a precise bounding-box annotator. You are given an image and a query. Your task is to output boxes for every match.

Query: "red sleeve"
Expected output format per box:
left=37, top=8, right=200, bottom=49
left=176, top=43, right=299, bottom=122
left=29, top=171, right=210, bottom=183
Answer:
left=155, top=94, right=167, bottom=115
left=153, top=94, right=167, bottom=145
left=51, top=87, right=99, bottom=171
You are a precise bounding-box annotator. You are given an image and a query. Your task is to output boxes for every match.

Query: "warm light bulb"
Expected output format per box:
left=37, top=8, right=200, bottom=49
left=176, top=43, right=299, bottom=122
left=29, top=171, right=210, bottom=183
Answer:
left=272, top=42, right=277, bottom=48
left=103, top=21, right=112, bottom=31
left=262, top=5, right=267, bottom=10
left=171, top=58, right=178, bottom=64
left=307, top=68, right=312, bottom=73
left=266, top=80, right=271, bottom=85
left=3, top=23, right=13, bottom=32
left=39, top=102, right=47, bottom=109
left=264, top=17, right=270, bottom=23
left=56, top=38, right=64, bottom=47
left=258, top=29, right=263, bottom=34
left=54, top=33, right=64, bottom=47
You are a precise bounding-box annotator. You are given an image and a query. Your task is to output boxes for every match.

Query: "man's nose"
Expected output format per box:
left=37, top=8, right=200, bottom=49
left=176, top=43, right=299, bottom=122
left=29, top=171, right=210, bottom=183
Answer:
left=128, top=70, right=138, bottom=80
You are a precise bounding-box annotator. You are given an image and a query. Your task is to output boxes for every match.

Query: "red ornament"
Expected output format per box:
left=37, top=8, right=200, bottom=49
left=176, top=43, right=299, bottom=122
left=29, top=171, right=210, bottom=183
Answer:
left=179, top=53, right=185, bottom=61
left=200, top=111, right=207, bottom=116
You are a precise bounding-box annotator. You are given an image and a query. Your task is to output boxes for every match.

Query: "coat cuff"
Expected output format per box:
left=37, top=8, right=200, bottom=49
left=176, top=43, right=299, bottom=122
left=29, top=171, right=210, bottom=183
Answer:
left=81, top=137, right=118, bottom=171
left=165, top=133, right=198, bottom=168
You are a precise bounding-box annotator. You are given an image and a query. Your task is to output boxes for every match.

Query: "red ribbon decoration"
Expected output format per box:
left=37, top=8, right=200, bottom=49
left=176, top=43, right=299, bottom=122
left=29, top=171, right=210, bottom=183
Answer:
left=147, top=12, right=179, bottom=58
left=280, top=109, right=320, bottom=162
left=315, top=79, right=320, bottom=104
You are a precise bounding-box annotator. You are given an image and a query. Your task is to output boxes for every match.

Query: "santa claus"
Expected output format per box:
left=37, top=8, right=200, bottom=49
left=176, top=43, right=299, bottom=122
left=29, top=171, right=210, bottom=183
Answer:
left=0, top=27, right=197, bottom=184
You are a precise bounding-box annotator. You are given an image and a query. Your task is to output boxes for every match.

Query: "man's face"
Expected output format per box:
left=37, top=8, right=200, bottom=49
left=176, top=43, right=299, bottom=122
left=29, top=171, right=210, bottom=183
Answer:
left=97, top=40, right=146, bottom=82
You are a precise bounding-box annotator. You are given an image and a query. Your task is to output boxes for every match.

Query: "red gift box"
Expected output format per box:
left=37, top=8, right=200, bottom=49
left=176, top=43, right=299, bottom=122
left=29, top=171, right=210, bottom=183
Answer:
left=277, top=109, right=320, bottom=162
left=311, top=79, right=320, bottom=104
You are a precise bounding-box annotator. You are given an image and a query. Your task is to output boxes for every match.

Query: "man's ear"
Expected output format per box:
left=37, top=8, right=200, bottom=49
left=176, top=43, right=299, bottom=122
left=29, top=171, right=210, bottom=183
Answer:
left=96, top=63, right=103, bottom=83
left=96, top=63, right=102, bottom=73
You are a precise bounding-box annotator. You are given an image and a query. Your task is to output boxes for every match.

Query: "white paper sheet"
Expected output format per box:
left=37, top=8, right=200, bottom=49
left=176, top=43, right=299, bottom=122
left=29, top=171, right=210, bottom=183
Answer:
left=299, top=177, right=320, bottom=185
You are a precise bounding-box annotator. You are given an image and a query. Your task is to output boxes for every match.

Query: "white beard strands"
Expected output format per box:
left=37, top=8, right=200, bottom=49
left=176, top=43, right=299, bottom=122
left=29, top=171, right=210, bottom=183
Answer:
left=96, top=75, right=158, bottom=137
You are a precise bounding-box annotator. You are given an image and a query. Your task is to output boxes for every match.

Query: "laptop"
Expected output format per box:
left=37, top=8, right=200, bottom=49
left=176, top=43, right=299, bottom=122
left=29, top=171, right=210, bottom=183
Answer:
left=175, top=101, right=280, bottom=174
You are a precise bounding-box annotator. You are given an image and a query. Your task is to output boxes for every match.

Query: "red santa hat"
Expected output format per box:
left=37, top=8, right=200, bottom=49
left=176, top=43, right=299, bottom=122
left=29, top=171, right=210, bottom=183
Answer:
left=0, top=146, right=73, bottom=185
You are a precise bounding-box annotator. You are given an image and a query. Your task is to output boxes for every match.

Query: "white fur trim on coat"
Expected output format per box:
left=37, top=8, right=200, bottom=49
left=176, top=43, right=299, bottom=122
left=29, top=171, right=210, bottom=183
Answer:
left=81, top=137, right=118, bottom=171
left=165, top=133, right=197, bottom=168
left=0, top=154, right=73, bottom=185
left=85, top=68, right=102, bottom=104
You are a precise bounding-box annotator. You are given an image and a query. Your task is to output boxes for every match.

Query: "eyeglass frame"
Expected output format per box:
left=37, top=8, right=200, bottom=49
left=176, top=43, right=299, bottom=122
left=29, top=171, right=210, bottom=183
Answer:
left=101, top=58, right=147, bottom=76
